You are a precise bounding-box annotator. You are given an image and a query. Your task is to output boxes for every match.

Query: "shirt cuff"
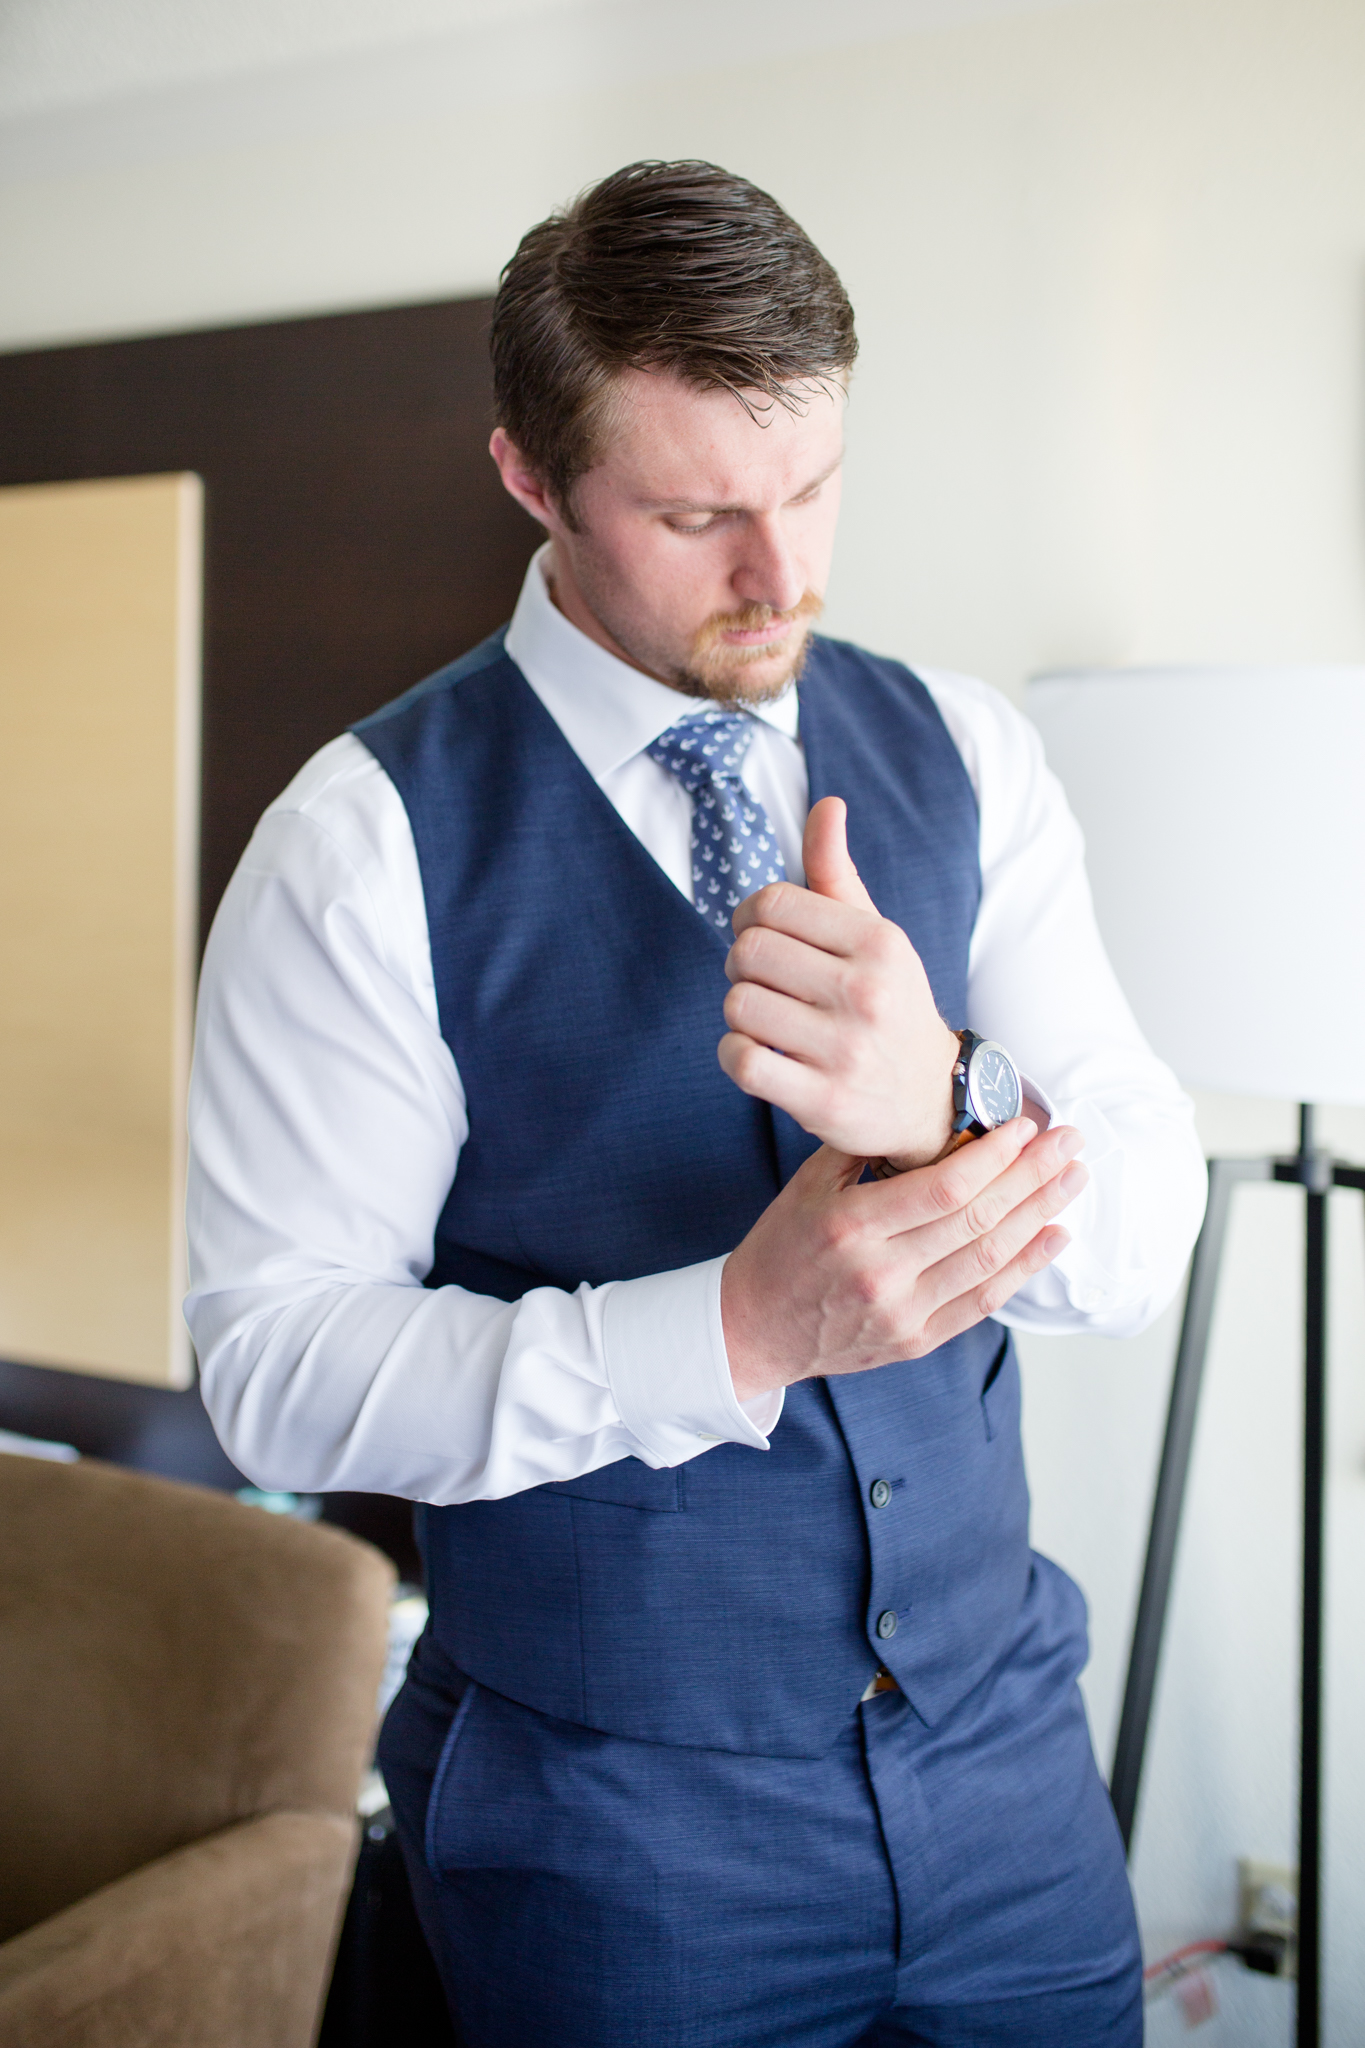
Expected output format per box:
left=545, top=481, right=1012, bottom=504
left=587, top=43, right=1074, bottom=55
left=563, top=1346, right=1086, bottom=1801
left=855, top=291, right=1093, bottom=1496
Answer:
left=601, top=1256, right=783, bottom=1466
left=1018, top=1071, right=1054, bottom=1123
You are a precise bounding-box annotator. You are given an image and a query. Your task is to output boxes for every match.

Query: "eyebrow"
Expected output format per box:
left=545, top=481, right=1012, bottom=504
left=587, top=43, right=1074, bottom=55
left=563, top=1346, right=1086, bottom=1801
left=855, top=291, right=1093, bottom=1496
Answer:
left=641, top=450, right=845, bottom=516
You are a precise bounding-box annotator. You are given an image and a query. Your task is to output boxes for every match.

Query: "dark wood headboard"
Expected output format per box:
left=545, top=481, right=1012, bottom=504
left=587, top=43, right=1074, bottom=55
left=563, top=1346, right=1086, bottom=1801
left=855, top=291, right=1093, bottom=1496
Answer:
left=0, top=296, right=541, bottom=947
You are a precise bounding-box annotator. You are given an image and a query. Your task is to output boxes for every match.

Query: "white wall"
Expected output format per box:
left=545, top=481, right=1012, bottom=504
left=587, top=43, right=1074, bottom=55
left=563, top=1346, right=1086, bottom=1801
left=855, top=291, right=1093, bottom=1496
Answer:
left=5, top=0, right=1364, bottom=2037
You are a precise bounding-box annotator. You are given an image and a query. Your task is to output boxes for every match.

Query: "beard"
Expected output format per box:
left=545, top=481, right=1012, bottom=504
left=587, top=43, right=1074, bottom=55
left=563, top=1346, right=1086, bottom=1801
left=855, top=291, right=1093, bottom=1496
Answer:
left=559, top=542, right=825, bottom=708
left=667, top=590, right=825, bottom=706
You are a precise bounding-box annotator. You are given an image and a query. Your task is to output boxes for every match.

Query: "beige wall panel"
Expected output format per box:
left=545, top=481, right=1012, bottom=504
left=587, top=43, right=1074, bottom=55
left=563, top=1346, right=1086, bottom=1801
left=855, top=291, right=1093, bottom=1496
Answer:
left=0, top=474, right=201, bottom=1386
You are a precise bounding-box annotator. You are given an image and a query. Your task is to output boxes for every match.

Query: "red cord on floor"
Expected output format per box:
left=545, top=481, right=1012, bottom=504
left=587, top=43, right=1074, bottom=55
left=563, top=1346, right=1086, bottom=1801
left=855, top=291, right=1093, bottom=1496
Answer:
left=1144, top=1939, right=1229, bottom=1984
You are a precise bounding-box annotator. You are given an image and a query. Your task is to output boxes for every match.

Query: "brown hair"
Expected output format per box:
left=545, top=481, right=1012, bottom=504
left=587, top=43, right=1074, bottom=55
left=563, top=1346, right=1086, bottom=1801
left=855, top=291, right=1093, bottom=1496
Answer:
left=490, top=160, right=857, bottom=520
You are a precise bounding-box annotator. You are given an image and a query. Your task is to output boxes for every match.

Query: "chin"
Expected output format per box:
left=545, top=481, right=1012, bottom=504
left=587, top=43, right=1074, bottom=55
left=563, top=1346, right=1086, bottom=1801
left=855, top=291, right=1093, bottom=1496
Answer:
left=676, top=629, right=813, bottom=707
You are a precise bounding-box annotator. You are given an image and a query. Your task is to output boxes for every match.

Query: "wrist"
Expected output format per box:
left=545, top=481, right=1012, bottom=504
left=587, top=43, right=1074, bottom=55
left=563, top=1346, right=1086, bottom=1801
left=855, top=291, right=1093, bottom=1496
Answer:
left=875, top=1023, right=960, bottom=1174
left=720, top=1246, right=784, bottom=1404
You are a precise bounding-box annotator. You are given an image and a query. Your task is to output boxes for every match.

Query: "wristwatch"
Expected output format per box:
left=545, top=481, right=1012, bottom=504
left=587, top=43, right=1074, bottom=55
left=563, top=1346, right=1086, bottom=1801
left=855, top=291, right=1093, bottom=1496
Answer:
left=871, top=1029, right=1024, bottom=1178
left=945, top=1029, right=1023, bottom=1149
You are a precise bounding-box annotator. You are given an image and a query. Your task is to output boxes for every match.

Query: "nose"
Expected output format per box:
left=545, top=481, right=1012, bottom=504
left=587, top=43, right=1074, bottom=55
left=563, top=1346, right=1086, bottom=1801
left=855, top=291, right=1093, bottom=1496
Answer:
left=732, top=512, right=806, bottom=616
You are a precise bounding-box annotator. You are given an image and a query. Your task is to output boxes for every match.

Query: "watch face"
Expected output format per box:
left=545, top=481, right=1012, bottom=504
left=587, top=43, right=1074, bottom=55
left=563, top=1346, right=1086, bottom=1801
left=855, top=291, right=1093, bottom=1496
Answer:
left=968, top=1044, right=1022, bottom=1127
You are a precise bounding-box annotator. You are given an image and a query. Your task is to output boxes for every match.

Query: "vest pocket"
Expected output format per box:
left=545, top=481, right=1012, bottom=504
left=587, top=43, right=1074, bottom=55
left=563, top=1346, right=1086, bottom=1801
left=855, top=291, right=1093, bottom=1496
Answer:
left=543, top=1457, right=684, bottom=1511
left=980, top=1331, right=1012, bottom=1443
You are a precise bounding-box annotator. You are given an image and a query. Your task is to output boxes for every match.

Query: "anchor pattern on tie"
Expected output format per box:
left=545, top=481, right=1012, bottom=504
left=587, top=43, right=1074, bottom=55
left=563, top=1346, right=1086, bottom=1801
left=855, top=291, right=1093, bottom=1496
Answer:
left=645, top=709, right=787, bottom=935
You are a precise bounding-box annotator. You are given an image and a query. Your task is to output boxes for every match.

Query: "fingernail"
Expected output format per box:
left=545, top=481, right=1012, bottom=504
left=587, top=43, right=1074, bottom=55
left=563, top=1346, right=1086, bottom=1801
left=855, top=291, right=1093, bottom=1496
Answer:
left=1042, top=1229, right=1070, bottom=1258
left=1056, top=1128, right=1084, bottom=1161
left=1058, top=1162, right=1088, bottom=1199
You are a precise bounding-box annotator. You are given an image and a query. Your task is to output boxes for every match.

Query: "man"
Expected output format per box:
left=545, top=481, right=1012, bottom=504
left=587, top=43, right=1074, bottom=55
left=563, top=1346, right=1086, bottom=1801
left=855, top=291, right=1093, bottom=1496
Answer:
left=187, top=161, right=1206, bottom=2045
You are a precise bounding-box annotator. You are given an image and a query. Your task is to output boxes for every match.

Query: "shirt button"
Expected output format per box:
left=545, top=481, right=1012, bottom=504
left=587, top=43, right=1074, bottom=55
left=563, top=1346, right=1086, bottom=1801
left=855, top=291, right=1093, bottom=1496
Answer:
left=869, top=1479, right=892, bottom=1509
left=876, top=1609, right=898, bottom=1640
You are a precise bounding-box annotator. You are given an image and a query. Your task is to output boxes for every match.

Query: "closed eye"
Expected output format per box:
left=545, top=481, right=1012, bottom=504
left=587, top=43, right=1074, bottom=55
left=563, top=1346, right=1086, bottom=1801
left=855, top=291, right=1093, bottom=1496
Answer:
left=653, top=446, right=842, bottom=531
left=665, top=482, right=828, bottom=536
left=665, top=513, right=730, bottom=536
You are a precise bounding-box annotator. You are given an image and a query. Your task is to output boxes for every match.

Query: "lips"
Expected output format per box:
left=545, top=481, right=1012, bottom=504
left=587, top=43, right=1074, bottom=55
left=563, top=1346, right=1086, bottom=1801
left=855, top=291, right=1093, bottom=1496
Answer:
left=720, top=622, right=794, bottom=647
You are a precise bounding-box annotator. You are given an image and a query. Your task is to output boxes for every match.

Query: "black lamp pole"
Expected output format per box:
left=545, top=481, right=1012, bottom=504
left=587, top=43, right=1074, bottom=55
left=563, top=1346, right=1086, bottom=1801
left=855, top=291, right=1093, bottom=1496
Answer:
left=1108, top=1105, right=1365, bottom=2047
left=1296, top=1104, right=1329, bottom=2048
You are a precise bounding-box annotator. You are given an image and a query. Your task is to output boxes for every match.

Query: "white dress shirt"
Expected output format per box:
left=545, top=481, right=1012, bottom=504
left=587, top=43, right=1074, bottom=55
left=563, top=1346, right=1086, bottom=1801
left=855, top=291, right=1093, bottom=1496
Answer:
left=185, top=547, right=1207, bottom=1503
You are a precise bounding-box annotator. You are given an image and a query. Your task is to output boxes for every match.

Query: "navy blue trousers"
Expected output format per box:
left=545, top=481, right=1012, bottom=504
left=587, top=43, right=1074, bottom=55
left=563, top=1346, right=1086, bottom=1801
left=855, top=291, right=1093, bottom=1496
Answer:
left=380, top=1565, right=1141, bottom=2047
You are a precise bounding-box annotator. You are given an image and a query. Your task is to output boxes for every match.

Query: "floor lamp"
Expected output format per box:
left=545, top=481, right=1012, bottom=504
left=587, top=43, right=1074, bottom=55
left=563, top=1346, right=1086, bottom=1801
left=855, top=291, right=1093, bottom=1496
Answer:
left=1026, top=666, right=1365, bottom=2048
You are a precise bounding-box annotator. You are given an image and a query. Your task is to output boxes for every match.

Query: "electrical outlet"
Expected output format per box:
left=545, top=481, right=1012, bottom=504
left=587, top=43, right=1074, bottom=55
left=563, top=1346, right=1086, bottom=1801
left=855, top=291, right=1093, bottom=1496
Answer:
left=1237, top=1858, right=1298, bottom=1978
left=1239, top=1860, right=1297, bottom=1937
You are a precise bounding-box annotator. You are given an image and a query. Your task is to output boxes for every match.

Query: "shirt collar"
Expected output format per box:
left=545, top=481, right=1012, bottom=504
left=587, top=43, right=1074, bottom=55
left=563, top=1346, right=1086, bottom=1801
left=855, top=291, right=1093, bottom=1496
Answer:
left=503, top=543, right=799, bottom=783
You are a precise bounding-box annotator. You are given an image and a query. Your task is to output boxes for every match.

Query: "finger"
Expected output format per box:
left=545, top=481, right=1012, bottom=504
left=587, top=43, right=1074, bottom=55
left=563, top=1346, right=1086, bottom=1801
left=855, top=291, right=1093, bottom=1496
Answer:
left=722, top=979, right=840, bottom=1064
left=847, top=1114, right=1080, bottom=1236
left=803, top=796, right=879, bottom=912
left=914, top=1226, right=1071, bottom=1353
left=731, top=879, right=878, bottom=955
left=876, top=1123, right=1086, bottom=1261
left=914, top=1161, right=1087, bottom=1316
left=718, top=1030, right=842, bottom=1130
left=836, top=1118, right=1037, bottom=1238
left=787, top=1140, right=869, bottom=1198
left=724, top=923, right=840, bottom=1003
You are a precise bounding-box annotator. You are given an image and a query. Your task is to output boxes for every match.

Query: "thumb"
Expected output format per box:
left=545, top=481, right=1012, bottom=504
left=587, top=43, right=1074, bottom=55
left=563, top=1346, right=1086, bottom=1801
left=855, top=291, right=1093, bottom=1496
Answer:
left=793, top=1140, right=869, bottom=1198
left=802, top=796, right=877, bottom=911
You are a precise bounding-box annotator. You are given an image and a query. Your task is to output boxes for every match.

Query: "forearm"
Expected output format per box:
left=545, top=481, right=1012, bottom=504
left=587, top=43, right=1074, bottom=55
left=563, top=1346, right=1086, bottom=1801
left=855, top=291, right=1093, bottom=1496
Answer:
left=187, top=773, right=775, bottom=1505
left=189, top=1260, right=775, bottom=1504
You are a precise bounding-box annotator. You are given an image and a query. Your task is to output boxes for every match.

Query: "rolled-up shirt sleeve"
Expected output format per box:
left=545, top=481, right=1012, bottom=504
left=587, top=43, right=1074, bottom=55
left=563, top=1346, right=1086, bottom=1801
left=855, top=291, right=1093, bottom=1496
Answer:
left=185, top=737, right=775, bottom=1506
left=921, top=668, right=1207, bottom=1337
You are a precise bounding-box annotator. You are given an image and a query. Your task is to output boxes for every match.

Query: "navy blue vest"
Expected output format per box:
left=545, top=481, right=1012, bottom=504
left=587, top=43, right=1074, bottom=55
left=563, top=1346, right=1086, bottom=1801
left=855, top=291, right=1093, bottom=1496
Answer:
left=356, top=633, right=1036, bottom=1758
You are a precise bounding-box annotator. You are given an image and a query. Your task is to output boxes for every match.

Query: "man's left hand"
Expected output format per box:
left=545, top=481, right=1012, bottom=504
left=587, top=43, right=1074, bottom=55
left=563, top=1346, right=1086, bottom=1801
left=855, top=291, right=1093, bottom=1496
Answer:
left=719, top=796, right=962, bottom=1169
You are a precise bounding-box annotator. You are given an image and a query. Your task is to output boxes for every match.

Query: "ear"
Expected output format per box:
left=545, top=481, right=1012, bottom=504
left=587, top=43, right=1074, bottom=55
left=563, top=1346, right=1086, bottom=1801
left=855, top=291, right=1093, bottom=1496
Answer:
left=802, top=796, right=878, bottom=912
left=489, top=428, right=560, bottom=533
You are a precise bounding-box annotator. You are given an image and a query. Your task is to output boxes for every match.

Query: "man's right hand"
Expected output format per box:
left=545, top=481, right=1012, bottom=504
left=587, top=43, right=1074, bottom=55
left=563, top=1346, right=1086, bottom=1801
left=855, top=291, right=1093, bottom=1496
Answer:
left=721, top=1120, right=1087, bottom=1403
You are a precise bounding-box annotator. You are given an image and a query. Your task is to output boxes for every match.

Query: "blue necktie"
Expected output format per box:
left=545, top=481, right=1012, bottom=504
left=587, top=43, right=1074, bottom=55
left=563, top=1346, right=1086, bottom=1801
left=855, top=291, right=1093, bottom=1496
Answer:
left=646, top=709, right=787, bottom=936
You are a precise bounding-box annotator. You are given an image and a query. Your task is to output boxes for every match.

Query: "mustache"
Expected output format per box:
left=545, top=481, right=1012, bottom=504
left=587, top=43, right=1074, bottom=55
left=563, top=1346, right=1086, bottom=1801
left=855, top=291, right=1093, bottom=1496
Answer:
left=690, top=590, right=825, bottom=656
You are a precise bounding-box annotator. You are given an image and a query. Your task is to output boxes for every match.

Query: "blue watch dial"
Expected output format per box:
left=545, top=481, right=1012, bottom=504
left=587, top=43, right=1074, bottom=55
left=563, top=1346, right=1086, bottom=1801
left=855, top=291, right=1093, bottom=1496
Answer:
left=970, top=1046, right=1022, bottom=1127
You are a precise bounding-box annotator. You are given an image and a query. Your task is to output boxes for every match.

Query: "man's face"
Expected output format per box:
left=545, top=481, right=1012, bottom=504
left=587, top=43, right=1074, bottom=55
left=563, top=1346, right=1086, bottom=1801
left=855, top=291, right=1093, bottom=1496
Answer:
left=492, top=368, right=845, bottom=704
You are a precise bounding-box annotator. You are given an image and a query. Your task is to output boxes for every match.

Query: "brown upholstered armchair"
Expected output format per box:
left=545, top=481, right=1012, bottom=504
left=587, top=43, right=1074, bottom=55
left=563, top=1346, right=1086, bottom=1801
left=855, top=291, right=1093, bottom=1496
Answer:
left=0, top=1453, right=394, bottom=2047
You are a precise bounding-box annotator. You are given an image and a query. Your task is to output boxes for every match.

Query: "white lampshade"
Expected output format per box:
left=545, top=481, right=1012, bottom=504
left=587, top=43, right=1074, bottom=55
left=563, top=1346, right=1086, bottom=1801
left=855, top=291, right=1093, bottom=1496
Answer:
left=1025, top=666, right=1365, bottom=1105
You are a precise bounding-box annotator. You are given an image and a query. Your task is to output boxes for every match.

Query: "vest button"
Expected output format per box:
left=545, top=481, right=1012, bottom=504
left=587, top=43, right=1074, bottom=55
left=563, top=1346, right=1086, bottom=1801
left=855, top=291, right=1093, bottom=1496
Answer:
left=869, top=1479, right=892, bottom=1509
left=876, top=1609, right=898, bottom=1640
